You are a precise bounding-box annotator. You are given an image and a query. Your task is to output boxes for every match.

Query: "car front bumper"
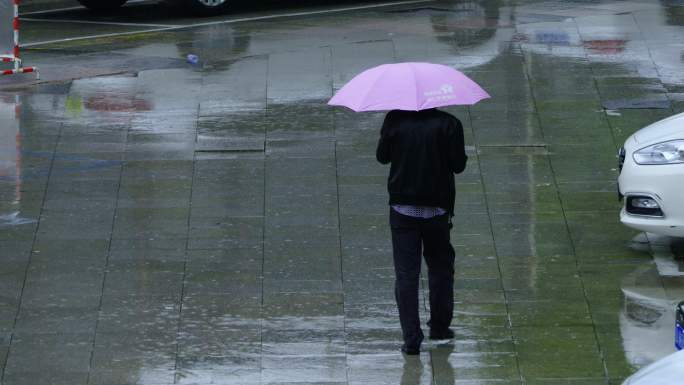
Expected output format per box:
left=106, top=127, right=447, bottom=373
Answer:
left=618, top=155, right=684, bottom=238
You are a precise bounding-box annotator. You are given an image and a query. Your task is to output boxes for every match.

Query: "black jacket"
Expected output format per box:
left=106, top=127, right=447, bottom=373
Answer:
left=376, top=109, right=467, bottom=217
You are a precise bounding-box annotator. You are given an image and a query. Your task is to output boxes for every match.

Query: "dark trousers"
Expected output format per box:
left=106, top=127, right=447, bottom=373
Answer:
left=389, top=208, right=455, bottom=347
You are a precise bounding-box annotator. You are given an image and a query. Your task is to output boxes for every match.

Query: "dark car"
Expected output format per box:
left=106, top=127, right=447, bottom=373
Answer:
left=77, top=0, right=232, bottom=15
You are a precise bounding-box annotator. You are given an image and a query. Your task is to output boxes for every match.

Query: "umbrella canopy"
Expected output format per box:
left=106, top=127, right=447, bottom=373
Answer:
left=328, top=62, right=490, bottom=112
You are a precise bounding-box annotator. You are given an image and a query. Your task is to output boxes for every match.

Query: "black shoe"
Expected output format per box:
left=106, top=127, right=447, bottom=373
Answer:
left=429, top=328, right=455, bottom=340
left=401, top=330, right=423, bottom=355
left=401, top=345, right=420, bottom=355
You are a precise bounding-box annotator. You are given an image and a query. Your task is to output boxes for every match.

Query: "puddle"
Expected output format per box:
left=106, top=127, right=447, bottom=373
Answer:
left=621, top=264, right=679, bottom=367
left=621, top=235, right=684, bottom=368
left=0, top=212, right=36, bottom=227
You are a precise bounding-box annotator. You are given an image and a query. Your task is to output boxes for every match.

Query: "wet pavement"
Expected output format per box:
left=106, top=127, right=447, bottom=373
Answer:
left=2, top=0, right=684, bottom=384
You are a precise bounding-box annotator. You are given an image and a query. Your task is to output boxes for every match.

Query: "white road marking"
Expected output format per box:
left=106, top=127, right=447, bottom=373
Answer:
left=178, top=0, right=435, bottom=29
left=21, top=17, right=176, bottom=28
left=23, top=27, right=177, bottom=47
left=21, top=0, right=151, bottom=16
left=23, top=0, right=435, bottom=47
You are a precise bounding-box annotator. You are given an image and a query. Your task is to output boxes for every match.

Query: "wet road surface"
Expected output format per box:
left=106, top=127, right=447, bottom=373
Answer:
left=2, top=0, right=684, bottom=384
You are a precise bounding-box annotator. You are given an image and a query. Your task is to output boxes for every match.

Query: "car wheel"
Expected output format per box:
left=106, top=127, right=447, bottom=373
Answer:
left=77, top=0, right=129, bottom=12
left=165, top=0, right=232, bottom=16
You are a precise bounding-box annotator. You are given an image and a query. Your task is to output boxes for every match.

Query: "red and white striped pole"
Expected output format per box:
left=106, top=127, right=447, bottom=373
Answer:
left=1, top=0, right=38, bottom=78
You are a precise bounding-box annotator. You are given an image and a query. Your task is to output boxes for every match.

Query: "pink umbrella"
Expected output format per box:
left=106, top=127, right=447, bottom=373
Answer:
left=328, top=62, right=490, bottom=112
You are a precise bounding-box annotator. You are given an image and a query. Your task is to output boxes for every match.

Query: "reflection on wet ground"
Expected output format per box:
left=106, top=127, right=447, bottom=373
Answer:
left=2, top=0, right=684, bottom=383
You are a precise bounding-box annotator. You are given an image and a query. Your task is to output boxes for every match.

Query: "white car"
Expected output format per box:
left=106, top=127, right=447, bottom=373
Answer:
left=618, top=113, right=684, bottom=237
left=622, top=349, right=684, bottom=385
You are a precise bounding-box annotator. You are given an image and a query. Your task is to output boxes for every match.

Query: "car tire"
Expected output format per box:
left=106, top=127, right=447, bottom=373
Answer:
left=77, top=0, right=129, bottom=12
left=165, top=0, right=232, bottom=16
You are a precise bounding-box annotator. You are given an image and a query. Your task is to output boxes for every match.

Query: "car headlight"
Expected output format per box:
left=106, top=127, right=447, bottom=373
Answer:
left=633, top=140, right=684, bottom=165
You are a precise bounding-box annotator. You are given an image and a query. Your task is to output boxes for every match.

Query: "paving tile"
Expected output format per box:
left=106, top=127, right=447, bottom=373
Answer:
left=177, top=342, right=261, bottom=369
left=514, top=326, right=605, bottom=380
left=261, top=354, right=347, bottom=383
left=4, top=332, right=93, bottom=374
left=175, top=368, right=261, bottom=385
left=97, top=294, right=181, bottom=333
left=184, top=271, right=261, bottom=295
left=103, top=271, right=183, bottom=296
left=432, top=349, right=520, bottom=382
left=14, top=306, right=98, bottom=335
left=508, top=301, right=593, bottom=327
left=89, top=368, right=175, bottom=385
left=113, top=207, right=190, bottom=239
left=346, top=353, right=433, bottom=384
left=109, top=239, right=188, bottom=262
left=91, top=331, right=177, bottom=371
left=2, top=371, right=89, bottom=385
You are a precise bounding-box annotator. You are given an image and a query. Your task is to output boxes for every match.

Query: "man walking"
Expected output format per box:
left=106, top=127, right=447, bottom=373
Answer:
left=376, top=108, right=468, bottom=355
